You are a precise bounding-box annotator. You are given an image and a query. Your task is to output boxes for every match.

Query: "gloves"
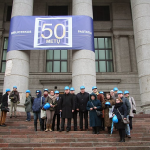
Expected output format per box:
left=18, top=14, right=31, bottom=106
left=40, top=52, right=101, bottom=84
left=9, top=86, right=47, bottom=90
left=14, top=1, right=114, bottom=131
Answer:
left=133, top=110, right=136, bottom=114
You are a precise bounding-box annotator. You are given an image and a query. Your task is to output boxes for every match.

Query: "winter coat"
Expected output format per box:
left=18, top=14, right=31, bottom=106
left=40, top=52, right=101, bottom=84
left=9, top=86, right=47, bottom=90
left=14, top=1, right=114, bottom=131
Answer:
left=1, top=93, right=9, bottom=108
left=128, top=97, right=136, bottom=117
left=45, top=95, right=57, bottom=111
left=113, top=102, right=127, bottom=129
left=86, top=93, right=102, bottom=127
left=97, top=93, right=104, bottom=102
left=76, top=92, right=89, bottom=112
left=113, top=102, right=127, bottom=120
left=54, top=96, right=61, bottom=115
left=9, top=91, right=20, bottom=103
left=24, top=94, right=32, bottom=112
left=102, top=98, right=115, bottom=127
left=121, top=97, right=131, bottom=115
left=96, top=92, right=104, bottom=118
left=60, top=93, right=75, bottom=118
left=32, top=90, right=45, bottom=113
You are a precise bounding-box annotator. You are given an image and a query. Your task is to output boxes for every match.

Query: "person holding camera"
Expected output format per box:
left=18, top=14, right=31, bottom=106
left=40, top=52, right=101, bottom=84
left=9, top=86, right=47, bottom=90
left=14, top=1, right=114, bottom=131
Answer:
left=0, top=89, right=11, bottom=127
left=9, top=86, right=20, bottom=118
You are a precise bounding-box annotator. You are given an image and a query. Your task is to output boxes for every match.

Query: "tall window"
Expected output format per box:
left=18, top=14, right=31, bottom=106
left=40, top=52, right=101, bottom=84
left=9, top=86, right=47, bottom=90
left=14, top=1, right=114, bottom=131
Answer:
left=93, top=6, right=110, bottom=21
left=46, top=50, right=67, bottom=72
left=48, top=6, right=68, bottom=16
left=1, top=38, right=8, bottom=72
left=47, top=6, right=68, bottom=73
left=95, top=37, right=113, bottom=72
left=6, top=6, right=12, bottom=21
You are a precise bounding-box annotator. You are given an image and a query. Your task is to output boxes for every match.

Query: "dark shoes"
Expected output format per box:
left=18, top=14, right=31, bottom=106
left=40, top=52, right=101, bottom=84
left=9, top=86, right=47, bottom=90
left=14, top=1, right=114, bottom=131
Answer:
left=1, top=124, right=7, bottom=127
left=10, top=116, right=12, bottom=118
left=59, top=129, right=64, bottom=132
left=66, top=129, right=69, bottom=132
left=127, top=135, right=131, bottom=138
left=92, top=127, right=96, bottom=134
left=119, top=138, right=125, bottom=142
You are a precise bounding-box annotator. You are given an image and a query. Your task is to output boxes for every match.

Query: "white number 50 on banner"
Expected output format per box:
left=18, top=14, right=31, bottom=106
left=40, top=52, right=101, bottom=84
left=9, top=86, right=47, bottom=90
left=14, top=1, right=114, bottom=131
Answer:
left=34, top=17, right=72, bottom=48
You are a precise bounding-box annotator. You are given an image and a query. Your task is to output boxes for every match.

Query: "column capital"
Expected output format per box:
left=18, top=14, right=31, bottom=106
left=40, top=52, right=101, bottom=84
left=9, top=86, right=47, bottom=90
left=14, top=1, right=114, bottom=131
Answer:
left=113, top=35, right=120, bottom=39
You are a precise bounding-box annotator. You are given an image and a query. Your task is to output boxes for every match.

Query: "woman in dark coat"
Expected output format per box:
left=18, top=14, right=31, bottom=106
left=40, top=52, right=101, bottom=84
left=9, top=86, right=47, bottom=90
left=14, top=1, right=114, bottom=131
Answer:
left=86, top=93, right=102, bottom=134
left=102, top=93, right=115, bottom=134
left=113, top=98, right=127, bottom=142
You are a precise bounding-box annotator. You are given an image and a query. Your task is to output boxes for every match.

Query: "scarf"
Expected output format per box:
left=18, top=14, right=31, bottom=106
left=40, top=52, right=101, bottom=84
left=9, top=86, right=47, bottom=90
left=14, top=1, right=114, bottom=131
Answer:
left=114, top=102, right=123, bottom=108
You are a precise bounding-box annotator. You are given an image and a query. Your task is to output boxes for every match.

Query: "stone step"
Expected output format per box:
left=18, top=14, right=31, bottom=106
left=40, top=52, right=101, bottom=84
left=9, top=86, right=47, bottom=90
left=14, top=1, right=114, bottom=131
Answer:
left=0, top=147, right=150, bottom=150
left=1, top=137, right=150, bottom=143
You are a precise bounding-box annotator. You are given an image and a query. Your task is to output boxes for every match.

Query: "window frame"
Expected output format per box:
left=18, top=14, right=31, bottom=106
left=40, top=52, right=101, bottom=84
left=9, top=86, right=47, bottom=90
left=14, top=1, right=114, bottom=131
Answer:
left=95, top=37, right=114, bottom=73
left=1, top=37, right=8, bottom=73
left=46, top=50, right=68, bottom=73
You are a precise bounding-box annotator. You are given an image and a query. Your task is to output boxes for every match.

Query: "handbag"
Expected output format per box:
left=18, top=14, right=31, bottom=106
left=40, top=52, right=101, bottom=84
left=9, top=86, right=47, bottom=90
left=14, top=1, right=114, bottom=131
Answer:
left=91, top=101, right=103, bottom=117
left=1, top=106, right=9, bottom=112
left=40, top=97, right=46, bottom=119
left=117, top=108, right=130, bottom=124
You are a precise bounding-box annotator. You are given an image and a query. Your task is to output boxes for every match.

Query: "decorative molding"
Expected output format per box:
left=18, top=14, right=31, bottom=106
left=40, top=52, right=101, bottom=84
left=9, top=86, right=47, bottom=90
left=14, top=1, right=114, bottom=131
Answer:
left=113, top=35, right=120, bottom=39
left=40, top=79, right=72, bottom=84
left=96, top=79, right=121, bottom=83
left=128, top=35, right=134, bottom=39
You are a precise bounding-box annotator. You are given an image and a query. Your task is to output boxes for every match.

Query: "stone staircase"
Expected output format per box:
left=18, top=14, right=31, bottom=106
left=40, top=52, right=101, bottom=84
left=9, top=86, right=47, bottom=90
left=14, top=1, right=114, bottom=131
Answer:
left=0, top=113, right=150, bottom=150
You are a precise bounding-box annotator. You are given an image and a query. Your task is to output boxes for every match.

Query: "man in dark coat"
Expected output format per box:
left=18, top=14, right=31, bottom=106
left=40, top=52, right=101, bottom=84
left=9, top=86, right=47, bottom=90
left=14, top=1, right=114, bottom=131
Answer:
left=52, top=90, right=61, bottom=131
left=0, top=89, right=11, bottom=127
left=70, top=87, right=77, bottom=131
left=76, top=86, right=89, bottom=131
left=59, top=86, right=75, bottom=132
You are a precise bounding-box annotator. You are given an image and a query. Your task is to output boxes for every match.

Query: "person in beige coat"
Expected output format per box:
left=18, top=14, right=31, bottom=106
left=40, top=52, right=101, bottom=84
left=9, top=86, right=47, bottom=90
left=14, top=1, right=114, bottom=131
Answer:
left=44, top=90, right=57, bottom=132
left=124, top=91, right=136, bottom=130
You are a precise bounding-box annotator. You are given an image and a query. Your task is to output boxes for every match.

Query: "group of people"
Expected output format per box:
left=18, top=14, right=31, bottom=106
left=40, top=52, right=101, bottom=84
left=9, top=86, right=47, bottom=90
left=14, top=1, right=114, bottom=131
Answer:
left=0, top=85, right=136, bottom=143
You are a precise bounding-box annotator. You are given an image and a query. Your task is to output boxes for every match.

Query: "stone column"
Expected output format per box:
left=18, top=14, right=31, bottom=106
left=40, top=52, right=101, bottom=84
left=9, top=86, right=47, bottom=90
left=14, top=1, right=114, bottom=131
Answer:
left=113, top=35, right=121, bottom=72
left=72, top=0, right=96, bottom=93
left=3, top=0, right=34, bottom=107
left=128, top=35, right=137, bottom=72
left=131, top=0, right=150, bottom=113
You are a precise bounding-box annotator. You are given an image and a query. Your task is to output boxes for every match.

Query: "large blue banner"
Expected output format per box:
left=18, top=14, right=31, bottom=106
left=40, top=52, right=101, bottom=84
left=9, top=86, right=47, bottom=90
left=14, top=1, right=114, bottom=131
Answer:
left=8, top=16, right=94, bottom=52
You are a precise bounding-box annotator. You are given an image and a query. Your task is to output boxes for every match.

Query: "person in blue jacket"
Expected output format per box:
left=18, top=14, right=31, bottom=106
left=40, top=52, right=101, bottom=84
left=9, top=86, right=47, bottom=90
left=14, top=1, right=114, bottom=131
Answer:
left=86, top=93, right=102, bottom=134
left=32, top=90, right=45, bottom=131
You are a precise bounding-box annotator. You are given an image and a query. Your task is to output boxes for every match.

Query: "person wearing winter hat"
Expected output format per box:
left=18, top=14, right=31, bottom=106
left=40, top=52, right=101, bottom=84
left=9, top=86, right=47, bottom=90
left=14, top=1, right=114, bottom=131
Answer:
left=24, top=90, right=32, bottom=122
left=9, top=86, right=20, bottom=118
left=32, top=90, right=45, bottom=131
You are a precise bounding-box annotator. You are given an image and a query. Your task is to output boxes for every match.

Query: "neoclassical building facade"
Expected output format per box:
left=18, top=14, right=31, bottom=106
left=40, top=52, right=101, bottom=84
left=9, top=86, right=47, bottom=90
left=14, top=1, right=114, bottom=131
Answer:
left=0, top=0, right=149, bottom=113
